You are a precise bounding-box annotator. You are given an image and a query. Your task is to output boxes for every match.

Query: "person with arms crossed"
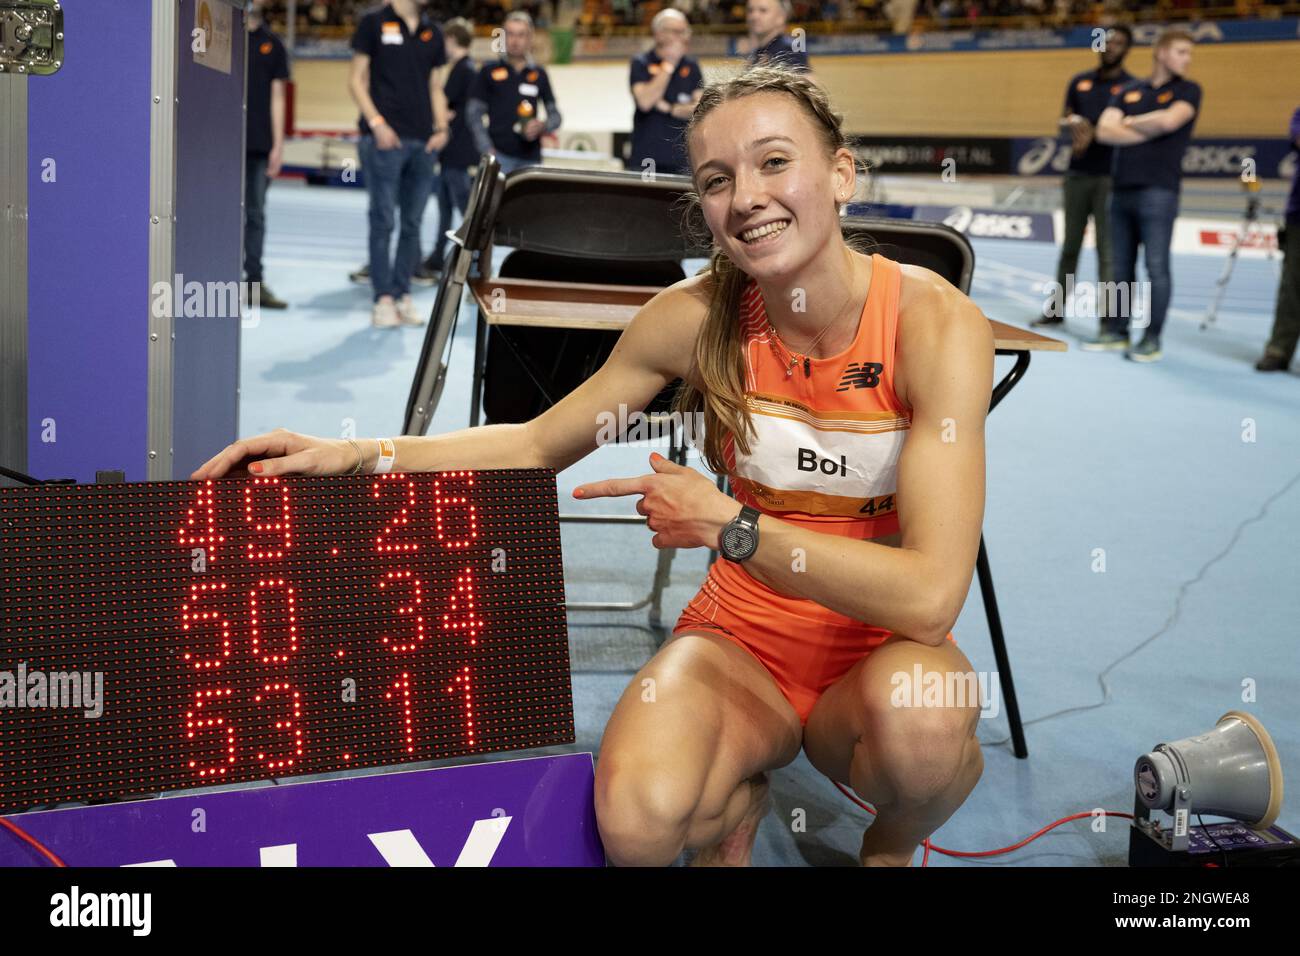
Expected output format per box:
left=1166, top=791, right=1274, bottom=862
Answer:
left=1033, top=24, right=1133, bottom=331
left=1086, top=28, right=1201, bottom=362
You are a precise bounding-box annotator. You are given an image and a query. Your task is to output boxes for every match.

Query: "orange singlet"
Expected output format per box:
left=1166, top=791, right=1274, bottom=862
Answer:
left=672, top=253, right=956, bottom=725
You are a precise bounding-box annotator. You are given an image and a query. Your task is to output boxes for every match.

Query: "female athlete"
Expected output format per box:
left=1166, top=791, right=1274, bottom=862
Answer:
left=193, top=66, right=995, bottom=867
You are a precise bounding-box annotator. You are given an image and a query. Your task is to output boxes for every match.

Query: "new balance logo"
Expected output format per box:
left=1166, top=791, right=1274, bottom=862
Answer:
left=836, top=362, right=884, bottom=391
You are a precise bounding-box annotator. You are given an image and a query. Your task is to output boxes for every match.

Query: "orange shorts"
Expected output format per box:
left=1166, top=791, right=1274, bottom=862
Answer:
left=672, top=561, right=955, bottom=725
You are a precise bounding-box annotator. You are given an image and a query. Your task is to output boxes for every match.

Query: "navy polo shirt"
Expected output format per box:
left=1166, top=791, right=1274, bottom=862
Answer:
left=1110, top=74, right=1202, bottom=191
left=247, top=24, right=290, bottom=155
left=441, top=55, right=478, bottom=169
left=350, top=4, right=446, bottom=141
left=1062, top=67, right=1132, bottom=176
left=470, top=58, right=556, bottom=161
left=747, top=33, right=809, bottom=73
left=628, top=52, right=702, bottom=174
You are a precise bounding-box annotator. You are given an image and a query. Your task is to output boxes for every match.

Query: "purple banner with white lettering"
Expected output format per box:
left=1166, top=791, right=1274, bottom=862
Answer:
left=913, top=204, right=1056, bottom=242
left=0, top=753, right=603, bottom=867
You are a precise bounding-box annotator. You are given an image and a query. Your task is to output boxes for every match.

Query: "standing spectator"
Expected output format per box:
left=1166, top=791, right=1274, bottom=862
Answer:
left=348, top=0, right=450, bottom=329
left=244, top=0, right=289, bottom=310
left=419, top=18, right=478, bottom=278
left=466, top=12, right=562, bottom=174
left=1034, top=24, right=1133, bottom=329
left=628, top=9, right=704, bottom=177
left=1254, top=106, right=1300, bottom=372
left=744, top=0, right=813, bottom=78
left=1087, top=28, right=1201, bottom=362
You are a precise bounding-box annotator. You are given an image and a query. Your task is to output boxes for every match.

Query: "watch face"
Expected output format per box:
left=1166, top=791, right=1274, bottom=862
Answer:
left=722, top=524, right=757, bottom=561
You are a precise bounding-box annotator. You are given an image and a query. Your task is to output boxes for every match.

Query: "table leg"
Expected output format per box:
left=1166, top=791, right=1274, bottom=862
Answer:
left=981, top=349, right=1031, bottom=758
left=470, top=310, right=487, bottom=428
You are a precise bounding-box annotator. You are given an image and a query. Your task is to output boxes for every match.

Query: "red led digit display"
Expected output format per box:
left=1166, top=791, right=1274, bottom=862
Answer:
left=0, top=469, right=572, bottom=813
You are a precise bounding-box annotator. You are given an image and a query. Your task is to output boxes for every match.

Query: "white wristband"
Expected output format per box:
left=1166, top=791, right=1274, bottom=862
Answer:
left=373, top=438, right=396, bottom=474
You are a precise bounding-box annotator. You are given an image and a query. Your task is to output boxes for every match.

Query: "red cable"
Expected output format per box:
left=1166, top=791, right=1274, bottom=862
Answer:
left=834, top=781, right=1134, bottom=866
left=0, top=815, right=67, bottom=867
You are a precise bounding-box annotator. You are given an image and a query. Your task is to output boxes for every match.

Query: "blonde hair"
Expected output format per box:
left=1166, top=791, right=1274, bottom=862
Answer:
left=672, top=65, right=870, bottom=476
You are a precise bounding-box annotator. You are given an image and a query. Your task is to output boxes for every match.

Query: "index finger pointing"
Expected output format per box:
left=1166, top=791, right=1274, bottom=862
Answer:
left=573, top=476, right=651, bottom=499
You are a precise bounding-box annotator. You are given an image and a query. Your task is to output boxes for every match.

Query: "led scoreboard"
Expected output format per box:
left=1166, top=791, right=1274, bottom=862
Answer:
left=0, top=470, right=574, bottom=814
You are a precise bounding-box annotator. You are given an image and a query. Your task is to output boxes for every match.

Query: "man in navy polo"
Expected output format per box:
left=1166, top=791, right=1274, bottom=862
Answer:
left=744, top=0, right=812, bottom=77
left=348, top=0, right=449, bottom=329
left=244, top=0, right=289, bottom=310
left=628, top=9, right=703, bottom=177
left=1033, top=24, right=1133, bottom=331
left=1088, top=28, right=1202, bottom=362
left=1255, top=105, right=1300, bottom=372
left=465, top=12, right=562, bottom=174
left=418, top=17, right=477, bottom=278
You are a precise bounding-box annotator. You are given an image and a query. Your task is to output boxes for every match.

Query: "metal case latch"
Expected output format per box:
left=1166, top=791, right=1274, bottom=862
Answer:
left=0, top=0, right=63, bottom=76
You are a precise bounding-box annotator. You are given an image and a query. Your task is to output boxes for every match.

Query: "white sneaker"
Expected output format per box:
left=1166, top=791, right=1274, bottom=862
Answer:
left=396, top=293, right=425, bottom=327
left=371, top=298, right=400, bottom=329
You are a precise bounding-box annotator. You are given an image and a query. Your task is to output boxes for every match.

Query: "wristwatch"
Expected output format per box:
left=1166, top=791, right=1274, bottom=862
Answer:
left=719, top=505, right=761, bottom=563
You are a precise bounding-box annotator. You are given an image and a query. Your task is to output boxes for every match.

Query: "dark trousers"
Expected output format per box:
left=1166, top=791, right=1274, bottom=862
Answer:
left=1106, top=185, right=1180, bottom=340
left=1055, top=171, right=1113, bottom=318
left=243, top=152, right=269, bottom=283
left=431, top=164, right=472, bottom=264
left=1263, top=218, right=1300, bottom=364
left=360, top=135, right=438, bottom=301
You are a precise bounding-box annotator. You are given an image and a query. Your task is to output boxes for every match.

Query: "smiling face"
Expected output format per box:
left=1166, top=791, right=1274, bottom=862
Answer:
left=689, top=92, right=855, bottom=281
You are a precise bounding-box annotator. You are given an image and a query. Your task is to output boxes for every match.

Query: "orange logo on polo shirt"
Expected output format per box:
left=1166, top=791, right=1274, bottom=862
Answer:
left=382, top=22, right=400, bottom=34
left=526, top=70, right=538, bottom=82
left=419, top=28, right=433, bottom=42
left=1076, top=79, right=1093, bottom=92
left=678, top=65, right=689, bottom=77
left=259, top=41, right=272, bottom=55
left=491, top=66, right=508, bottom=81
left=1111, top=84, right=1122, bottom=94
left=1157, top=90, right=1173, bottom=104
left=1124, top=90, right=1142, bottom=103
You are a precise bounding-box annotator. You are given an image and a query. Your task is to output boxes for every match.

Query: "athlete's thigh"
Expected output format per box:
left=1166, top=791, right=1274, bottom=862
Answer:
left=597, top=630, right=803, bottom=808
left=801, top=634, right=981, bottom=786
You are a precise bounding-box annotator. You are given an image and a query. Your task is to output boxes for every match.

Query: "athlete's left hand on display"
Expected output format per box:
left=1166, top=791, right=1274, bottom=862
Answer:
left=572, top=452, right=737, bottom=550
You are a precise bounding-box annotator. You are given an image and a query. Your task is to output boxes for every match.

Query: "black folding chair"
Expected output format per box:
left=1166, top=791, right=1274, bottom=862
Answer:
left=404, top=155, right=504, bottom=437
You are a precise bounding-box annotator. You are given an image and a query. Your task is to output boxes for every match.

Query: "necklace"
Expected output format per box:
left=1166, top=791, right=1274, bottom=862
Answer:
left=763, top=281, right=859, bottom=378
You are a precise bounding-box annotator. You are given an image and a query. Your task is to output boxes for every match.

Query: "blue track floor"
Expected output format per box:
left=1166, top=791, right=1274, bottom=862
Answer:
left=241, top=181, right=1298, bottom=866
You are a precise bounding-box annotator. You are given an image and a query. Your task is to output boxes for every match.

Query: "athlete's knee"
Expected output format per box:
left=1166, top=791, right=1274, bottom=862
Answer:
left=860, top=693, right=981, bottom=803
left=594, top=759, right=698, bottom=866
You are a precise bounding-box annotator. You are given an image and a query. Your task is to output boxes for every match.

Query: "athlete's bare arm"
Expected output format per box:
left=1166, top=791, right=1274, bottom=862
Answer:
left=190, top=276, right=710, bottom=480
left=736, top=266, right=995, bottom=646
